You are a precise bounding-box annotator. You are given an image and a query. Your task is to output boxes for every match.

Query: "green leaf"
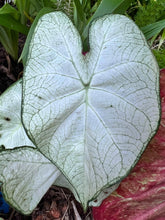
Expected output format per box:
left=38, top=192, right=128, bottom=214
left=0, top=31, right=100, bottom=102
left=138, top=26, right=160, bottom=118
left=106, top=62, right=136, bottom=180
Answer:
left=19, top=7, right=55, bottom=65
left=91, top=0, right=133, bottom=19
left=0, top=3, right=29, bottom=35
left=15, top=0, right=30, bottom=24
left=0, top=26, right=18, bottom=60
left=134, top=0, right=165, bottom=27
left=22, top=12, right=160, bottom=210
left=0, top=80, right=35, bottom=149
left=73, top=0, right=87, bottom=34
left=0, top=147, right=61, bottom=214
left=158, top=28, right=165, bottom=49
left=141, top=19, right=165, bottom=40
left=28, top=0, right=43, bottom=12
left=0, top=15, right=29, bottom=35
left=0, top=3, right=20, bottom=20
left=152, top=49, right=165, bottom=69
left=82, top=0, right=134, bottom=43
left=74, top=0, right=86, bottom=22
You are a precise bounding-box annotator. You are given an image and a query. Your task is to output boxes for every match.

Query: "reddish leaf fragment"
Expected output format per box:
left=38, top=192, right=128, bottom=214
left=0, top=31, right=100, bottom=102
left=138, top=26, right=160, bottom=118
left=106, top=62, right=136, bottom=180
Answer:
left=92, top=69, right=165, bottom=220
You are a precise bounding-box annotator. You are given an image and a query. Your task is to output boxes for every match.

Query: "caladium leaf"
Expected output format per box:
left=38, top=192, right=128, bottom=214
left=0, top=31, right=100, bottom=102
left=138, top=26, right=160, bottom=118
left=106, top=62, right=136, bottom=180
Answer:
left=22, top=12, right=160, bottom=209
left=0, top=80, right=62, bottom=214
left=0, top=80, right=81, bottom=214
left=0, top=80, right=35, bottom=149
left=0, top=147, right=61, bottom=215
left=89, top=182, right=120, bottom=207
left=92, top=69, right=165, bottom=220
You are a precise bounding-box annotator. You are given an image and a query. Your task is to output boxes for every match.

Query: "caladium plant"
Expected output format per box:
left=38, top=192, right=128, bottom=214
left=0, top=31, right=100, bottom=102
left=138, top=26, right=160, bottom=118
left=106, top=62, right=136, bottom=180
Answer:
left=0, top=11, right=160, bottom=215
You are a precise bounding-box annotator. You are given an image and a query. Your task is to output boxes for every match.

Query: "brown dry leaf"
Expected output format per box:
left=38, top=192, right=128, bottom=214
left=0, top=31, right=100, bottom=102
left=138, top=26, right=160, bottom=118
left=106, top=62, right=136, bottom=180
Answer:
left=50, top=210, right=60, bottom=219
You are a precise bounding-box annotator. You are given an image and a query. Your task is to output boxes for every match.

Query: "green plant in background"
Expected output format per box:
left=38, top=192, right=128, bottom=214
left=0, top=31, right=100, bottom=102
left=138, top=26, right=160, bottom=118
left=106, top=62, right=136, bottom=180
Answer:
left=0, top=0, right=74, bottom=60
left=0, top=0, right=139, bottom=60
left=153, top=49, right=165, bottom=69
left=131, top=0, right=165, bottom=68
left=20, top=0, right=135, bottom=64
left=1, top=0, right=165, bottom=66
left=0, top=3, right=28, bottom=60
left=135, top=0, right=165, bottom=27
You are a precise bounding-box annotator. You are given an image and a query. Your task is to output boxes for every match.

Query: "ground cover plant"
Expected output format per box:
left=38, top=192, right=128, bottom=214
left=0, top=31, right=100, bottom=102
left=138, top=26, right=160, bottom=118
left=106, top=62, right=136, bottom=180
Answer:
left=0, top=0, right=165, bottom=219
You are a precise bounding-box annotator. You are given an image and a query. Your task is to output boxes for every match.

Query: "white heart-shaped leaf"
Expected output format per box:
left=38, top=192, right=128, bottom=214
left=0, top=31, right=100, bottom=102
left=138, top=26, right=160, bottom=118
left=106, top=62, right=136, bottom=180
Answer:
left=22, top=12, right=160, bottom=209
left=0, top=80, right=35, bottom=149
left=0, top=147, right=61, bottom=214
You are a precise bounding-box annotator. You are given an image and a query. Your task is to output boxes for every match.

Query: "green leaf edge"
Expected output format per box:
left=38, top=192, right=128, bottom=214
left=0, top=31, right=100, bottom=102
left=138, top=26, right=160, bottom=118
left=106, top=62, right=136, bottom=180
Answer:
left=19, top=7, right=55, bottom=66
left=0, top=146, right=42, bottom=215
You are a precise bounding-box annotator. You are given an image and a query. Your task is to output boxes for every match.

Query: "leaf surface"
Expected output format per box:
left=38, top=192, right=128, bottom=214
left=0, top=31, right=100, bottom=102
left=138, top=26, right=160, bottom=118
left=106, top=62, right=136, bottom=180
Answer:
left=0, top=147, right=60, bottom=214
left=92, top=69, right=165, bottom=220
left=22, top=12, right=160, bottom=209
left=0, top=80, right=35, bottom=149
left=0, top=81, right=69, bottom=214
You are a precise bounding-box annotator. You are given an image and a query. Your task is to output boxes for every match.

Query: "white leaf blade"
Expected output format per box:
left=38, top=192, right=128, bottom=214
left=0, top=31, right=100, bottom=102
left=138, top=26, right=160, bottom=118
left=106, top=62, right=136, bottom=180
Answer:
left=88, top=15, right=159, bottom=130
left=25, top=12, right=88, bottom=82
left=0, top=147, right=61, bottom=215
left=0, top=80, right=35, bottom=149
left=0, top=80, right=75, bottom=213
left=22, top=12, right=160, bottom=209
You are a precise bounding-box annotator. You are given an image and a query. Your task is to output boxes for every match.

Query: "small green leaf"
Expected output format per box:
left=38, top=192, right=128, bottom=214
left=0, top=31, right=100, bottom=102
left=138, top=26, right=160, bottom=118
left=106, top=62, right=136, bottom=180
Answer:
left=0, top=15, right=29, bottom=35
left=0, top=26, right=18, bottom=60
left=74, top=0, right=86, bottom=22
left=141, top=19, right=165, bottom=40
left=82, top=0, right=134, bottom=43
left=0, top=3, right=20, bottom=20
left=91, top=0, right=133, bottom=20
left=158, top=28, right=165, bottom=50
left=15, top=0, right=30, bottom=25
left=29, top=0, right=43, bottom=13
